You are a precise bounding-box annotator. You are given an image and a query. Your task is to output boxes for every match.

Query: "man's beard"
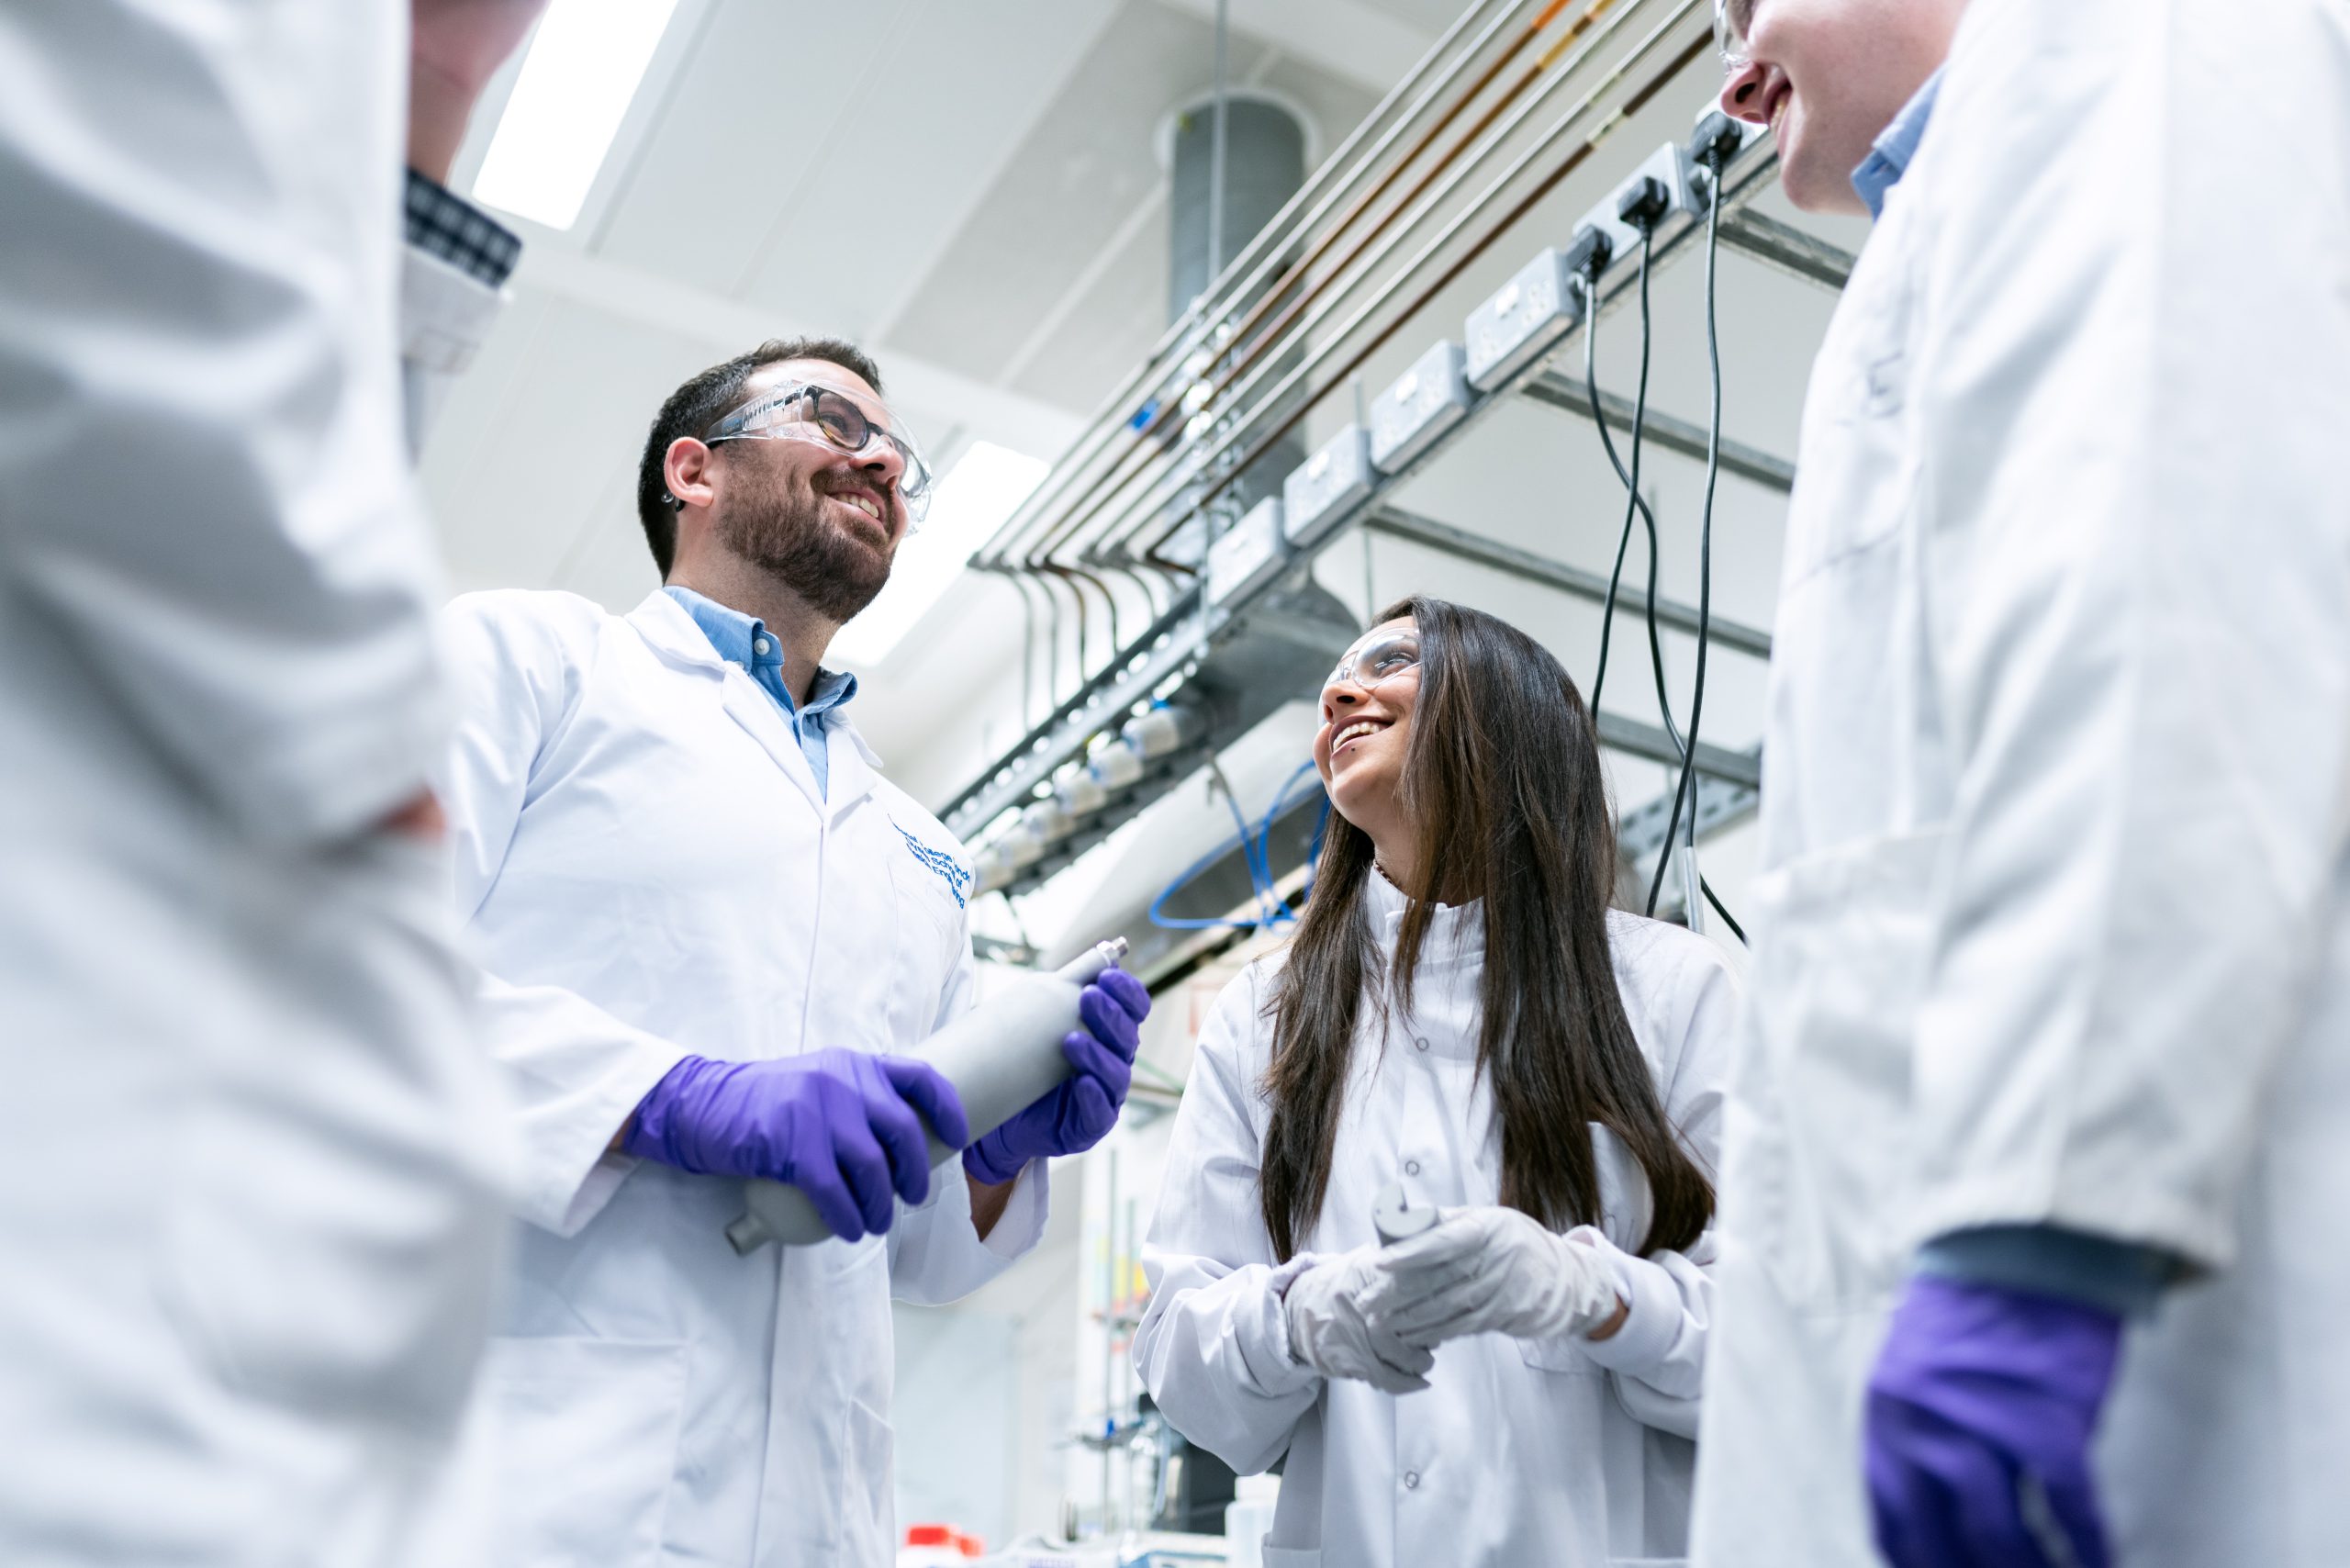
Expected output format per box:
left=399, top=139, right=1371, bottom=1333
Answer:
left=716, top=473, right=893, bottom=623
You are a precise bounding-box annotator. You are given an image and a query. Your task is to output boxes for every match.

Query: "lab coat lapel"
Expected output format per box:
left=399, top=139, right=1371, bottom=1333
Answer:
left=822, top=719, right=883, bottom=824
left=624, top=592, right=822, bottom=810
left=718, top=678, right=822, bottom=809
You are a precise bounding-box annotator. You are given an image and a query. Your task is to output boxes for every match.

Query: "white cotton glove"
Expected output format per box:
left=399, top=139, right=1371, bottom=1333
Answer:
left=1365, top=1206, right=1622, bottom=1345
left=1281, top=1249, right=1437, bottom=1394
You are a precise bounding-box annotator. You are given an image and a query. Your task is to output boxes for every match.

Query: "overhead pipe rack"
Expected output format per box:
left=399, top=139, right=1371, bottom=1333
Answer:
left=947, top=0, right=1843, bottom=903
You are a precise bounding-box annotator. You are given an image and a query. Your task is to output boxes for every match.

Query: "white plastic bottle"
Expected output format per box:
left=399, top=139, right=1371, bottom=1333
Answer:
left=723, top=939, right=1132, bottom=1252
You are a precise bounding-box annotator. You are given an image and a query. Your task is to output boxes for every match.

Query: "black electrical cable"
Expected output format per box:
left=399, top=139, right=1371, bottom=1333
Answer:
left=1579, top=245, right=1661, bottom=728
left=1574, top=198, right=1743, bottom=935
left=1704, top=878, right=1745, bottom=943
left=1645, top=162, right=1741, bottom=935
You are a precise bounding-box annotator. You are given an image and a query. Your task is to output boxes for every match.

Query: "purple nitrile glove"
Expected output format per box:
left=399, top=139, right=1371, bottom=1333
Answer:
left=624, top=1047, right=969, bottom=1243
left=963, top=968, right=1151, bottom=1185
left=1865, top=1274, right=2123, bottom=1568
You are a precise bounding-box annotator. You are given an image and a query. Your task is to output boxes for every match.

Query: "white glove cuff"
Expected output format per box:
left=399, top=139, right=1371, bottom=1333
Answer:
left=1566, top=1225, right=1680, bottom=1371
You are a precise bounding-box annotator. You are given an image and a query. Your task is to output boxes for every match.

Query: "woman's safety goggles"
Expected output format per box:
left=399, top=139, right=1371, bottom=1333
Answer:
left=1324, top=629, right=1421, bottom=697
left=1714, top=0, right=1756, bottom=68
left=704, top=381, right=934, bottom=529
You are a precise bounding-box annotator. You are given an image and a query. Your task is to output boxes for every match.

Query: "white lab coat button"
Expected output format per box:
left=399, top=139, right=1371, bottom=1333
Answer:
left=1414, top=1036, right=1429, bottom=1051
left=1404, top=1472, right=1420, bottom=1490
left=1405, top=1159, right=1421, bottom=1176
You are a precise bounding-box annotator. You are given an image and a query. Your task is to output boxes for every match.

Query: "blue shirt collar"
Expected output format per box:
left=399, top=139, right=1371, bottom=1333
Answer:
left=1851, top=65, right=1944, bottom=219
left=660, top=585, right=856, bottom=719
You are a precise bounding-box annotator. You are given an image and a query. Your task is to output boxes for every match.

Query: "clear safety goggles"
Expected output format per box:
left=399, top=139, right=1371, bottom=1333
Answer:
left=1323, top=628, right=1421, bottom=698
left=1714, top=0, right=1756, bottom=68
left=704, top=379, right=934, bottom=529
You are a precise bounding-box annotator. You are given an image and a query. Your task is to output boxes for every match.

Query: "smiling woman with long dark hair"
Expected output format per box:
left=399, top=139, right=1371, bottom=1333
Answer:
left=1133, top=595, right=1741, bottom=1568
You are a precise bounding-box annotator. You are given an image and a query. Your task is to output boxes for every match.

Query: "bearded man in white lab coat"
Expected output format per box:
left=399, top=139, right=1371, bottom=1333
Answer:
left=439, top=338, right=1149, bottom=1567
left=0, top=2, right=546, bottom=1563
left=1687, top=2, right=2350, bottom=1566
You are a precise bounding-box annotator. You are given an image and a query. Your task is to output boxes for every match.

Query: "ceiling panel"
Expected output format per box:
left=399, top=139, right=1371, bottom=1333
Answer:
left=1351, top=0, right=1481, bottom=32
left=421, top=292, right=724, bottom=595
left=588, top=0, right=918, bottom=297
left=736, top=0, right=1132, bottom=337
left=590, top=0, right=1125, bottom=338
left=883, top=1, right=1283, bottom=383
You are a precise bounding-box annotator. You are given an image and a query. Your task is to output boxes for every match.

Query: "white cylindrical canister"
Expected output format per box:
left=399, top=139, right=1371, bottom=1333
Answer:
left=724, top=939, right=1133, bottom=1253
left=1056, top=770, right=1108, bottom=818
left=1123, top=702, right=1204, bottom=760
left=1088, top=739, right=1146, bottom=791
left=1022, top=799, right=1075, bottom=844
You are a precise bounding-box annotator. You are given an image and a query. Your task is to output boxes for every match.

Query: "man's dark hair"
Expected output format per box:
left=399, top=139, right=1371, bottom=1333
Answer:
left=634, top=336, right=884, bottom=577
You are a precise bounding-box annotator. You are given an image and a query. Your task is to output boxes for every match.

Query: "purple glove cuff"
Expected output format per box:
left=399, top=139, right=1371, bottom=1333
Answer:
left=1865, top=1275, right=2125, bottom=1568
left=962, top=1134, right=1028, bottom=1188
left=621, top=1054, right=721, bottom=1169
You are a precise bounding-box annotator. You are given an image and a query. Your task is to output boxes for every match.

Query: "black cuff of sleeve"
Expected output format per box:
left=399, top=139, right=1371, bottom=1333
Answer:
left=404, top=168, right=522, bottom=289
left=1916, top=1225, right=2183, bottom=1320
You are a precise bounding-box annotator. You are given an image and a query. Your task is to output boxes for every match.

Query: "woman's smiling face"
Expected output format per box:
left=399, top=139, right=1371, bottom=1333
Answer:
left=1312, top=618, right=1422, bottom=838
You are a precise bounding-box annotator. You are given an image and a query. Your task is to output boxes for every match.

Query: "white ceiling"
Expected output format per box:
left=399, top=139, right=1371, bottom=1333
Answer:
left=419, top=0, right=1866, bottom=937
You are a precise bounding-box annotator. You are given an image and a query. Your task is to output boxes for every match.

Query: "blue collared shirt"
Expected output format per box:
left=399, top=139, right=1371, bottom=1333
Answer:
left=1851, top=65, right=1944, bottom=218
left=663, top=586, right=857, bottom=798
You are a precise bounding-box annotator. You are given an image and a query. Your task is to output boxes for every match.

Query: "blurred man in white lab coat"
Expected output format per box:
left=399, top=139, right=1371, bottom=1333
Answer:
left=437, top=339, right=1150, bottom=1567
left=1689, top=2, right=2350, bottom=1566
left=0, top=0, right=543, bottom=1563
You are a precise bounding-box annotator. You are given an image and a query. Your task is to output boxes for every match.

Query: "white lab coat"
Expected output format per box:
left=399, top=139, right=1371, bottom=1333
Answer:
left=1136, top=876, right=1741, bottom=1567
left=1689, top=3, right=2350, bottom=1565
left=438, top=587, right=1050, bottom=1568
left=0, top=4, right=509, bottom=1565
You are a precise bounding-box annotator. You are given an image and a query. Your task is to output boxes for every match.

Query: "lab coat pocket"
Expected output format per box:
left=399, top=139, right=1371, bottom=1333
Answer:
left=482, top=1337, right=688, bottom=1568
left=1733, top=828, right=1946, bottom=1311
left=840, top=1395, right=897, bottom=1564
left=885, top=848, right=965, bottom=1031
left=1517, top=1333, right=1603, bottom=1376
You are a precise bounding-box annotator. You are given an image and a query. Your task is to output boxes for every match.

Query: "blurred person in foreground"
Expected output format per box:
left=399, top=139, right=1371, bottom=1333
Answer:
left=0, top=1, right=543, bottom=1562
left=1690, top=2, right=2350, bottom=1565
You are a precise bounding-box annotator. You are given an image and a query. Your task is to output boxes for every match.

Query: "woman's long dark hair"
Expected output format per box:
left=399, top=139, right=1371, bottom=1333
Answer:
left=1259, top=595, right=1714, bottom=1260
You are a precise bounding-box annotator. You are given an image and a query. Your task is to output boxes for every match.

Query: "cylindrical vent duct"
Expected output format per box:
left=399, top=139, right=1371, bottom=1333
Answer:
left=1162, top=91, right=1312, bottom=537
left=1167, top=94, right=1307, bottom=319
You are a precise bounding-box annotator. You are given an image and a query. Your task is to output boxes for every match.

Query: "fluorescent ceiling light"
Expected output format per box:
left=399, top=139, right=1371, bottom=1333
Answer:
left=832, top=442, right=1050, bottom=668
left=470, top=0, right=681, bottom=230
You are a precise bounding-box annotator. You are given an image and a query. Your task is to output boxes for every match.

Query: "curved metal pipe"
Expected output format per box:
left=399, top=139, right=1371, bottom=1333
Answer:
left=1015, top=1, right=1567, bottom=571
left=975, top=0, right=1520, bottom=569
left=1076, top=0, right=1693, bottom=567
left=1044, top=0, right=1678, bottom=571
left=1139, top=20, right=1710, bottom=566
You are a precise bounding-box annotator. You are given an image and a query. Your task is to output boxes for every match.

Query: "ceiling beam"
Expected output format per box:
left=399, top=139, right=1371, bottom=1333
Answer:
left=511, top=243, right=1091, bottom=459
left=1152, top=0, right=1438, bottom=95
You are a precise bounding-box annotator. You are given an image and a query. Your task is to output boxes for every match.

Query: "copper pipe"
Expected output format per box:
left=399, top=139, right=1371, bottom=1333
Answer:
left=1013, top=1, right=1580, bottom=571
left=1136, top=27, right=1712, bottom=570
left=1209, top=0, right=1615, bottom=404
left=1079, top=0, right=1692, bottom=568
left=976, top=0, right=1516, bottom=571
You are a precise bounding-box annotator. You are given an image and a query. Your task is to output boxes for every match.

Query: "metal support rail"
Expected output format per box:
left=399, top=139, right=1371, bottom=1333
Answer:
left=1617, top=766, right=1758, bottom=864
left=1518, top=372, right=1796, bottom=492
left=1365, top=504, right=1773, bottom=657
left=1595, top=712, right=1760, bottom=788
left=941, top=581, right=1203, bottom=838
left=1715, top=207, right=1858, bottom=291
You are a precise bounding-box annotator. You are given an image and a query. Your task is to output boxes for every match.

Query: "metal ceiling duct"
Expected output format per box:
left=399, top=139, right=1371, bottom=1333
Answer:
left=1162, top=86, right=1313, bottom=535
